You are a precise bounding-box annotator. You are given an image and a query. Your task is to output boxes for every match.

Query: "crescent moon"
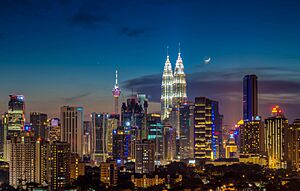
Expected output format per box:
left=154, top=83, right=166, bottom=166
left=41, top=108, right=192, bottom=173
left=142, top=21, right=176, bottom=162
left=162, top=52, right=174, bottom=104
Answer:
left=204, top=57, right=211, bottom=64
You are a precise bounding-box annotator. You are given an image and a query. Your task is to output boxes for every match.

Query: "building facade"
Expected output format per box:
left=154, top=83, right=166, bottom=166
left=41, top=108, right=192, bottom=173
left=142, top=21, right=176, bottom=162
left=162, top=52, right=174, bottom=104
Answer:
left=194, top=97, right=222, bottom=160
left=47, top=141, right=71, bottom=190
left=100, top=160, right=118, bottom=186
left=135, top=139, right=155, bottom=174
left=30, top=112, right=47, bottom=140
left=287, top=119, right=300, bottom=171
left=265, top=106, right=289, bottom=169
left=3, top=95, right=26, bottom=161
left=240, top=118, right=264, bottom=155
left=179, top=102, right=194, bottom=160
left=243, top=75, right=258, bottom=122
left=9, top=136, right=39, bottom=188
left=60, top=106, right=84, bottom=157
left=163, top=124, right=176, bottom=162
left=147, top=113, right=163, bottom=164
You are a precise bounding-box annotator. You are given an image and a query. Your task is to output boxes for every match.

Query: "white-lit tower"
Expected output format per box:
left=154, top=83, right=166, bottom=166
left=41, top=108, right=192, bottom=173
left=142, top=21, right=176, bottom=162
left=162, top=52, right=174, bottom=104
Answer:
left=173, top=45, right=187, bottom=105
left=112, top=69, right=121, bottom=114
left=161, top=50, right=174, bottom=121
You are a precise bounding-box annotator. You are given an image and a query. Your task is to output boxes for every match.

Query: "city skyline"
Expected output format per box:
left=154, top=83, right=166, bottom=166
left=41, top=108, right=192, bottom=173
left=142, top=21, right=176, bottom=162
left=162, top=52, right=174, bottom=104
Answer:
left=1, top=0, right=300, bottom=127
left=1, top=1, right=300, bottom=189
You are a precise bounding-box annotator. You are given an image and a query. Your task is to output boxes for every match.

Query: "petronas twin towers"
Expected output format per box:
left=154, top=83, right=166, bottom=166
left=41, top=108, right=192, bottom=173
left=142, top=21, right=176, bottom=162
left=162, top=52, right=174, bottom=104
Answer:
left=161, top=48, right=187, bottom=120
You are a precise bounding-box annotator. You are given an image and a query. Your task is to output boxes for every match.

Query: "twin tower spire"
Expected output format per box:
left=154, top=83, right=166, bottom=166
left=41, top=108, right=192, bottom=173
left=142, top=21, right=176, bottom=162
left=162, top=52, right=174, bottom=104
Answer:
left=161, top=45, right=187, bottom=121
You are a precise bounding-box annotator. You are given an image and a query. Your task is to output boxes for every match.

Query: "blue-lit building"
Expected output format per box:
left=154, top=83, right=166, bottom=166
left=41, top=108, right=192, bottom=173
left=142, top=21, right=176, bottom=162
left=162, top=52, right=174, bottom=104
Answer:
left=243, top=75, right=258, bottom=122
left=194, top=97, right=223, bottom=160
left=121, top=95, right=148, bottom=160
left=179, top=102, right=194, bottom=160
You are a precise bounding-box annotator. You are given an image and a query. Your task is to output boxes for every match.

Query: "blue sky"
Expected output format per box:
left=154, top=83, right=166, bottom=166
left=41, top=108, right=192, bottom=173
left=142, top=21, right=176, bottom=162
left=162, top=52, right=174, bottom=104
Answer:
left=0, top=0, right=300, bottom=126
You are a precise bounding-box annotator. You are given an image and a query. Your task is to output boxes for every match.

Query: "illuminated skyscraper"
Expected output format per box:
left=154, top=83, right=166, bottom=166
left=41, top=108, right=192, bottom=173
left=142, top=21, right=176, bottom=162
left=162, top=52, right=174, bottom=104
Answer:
left=243, top=75, right=258, bottom=122
left=47, top=118, right=61, bottom=142
left=121, top=95, right=148, bottom=161
left=179, top=102, right=194, bottom=160
left=60, top=106, right=84, bottom=157
left=9, top=135, right=39, bottom=188
left=7, top=94, right=26, bottom=132
left=265, top=106, right=288, bottom=169
left=173, top=46, right=187, bottom=106
left=194, top=97, right=222, bottom=160
left=47, top=141, right=71, bottom=190
left=240, top=118, right=264, bottom=155
left=161, top=53, right=173, bottom=121
left=91, top=113, right=117, bottom=163
left=30, top=112, right=47, bottom=140
left=3, top=95, right=26, bottom=161
left=83, top=121, right=92, bottom=156
left=147, top=113, right=163, bottom=164
left=112, top=69, right=121, bottom=115
left=288, top=119, right=300, bottom=171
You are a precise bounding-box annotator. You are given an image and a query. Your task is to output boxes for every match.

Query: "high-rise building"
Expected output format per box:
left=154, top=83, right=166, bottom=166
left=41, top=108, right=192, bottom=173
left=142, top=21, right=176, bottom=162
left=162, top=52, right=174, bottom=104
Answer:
left=106, top=115, right=119, bottom=157
left=60, top=106, right=84, bottom=157
left=7, top=94, right=26, bottom=133
left=173, top=47, right=187, bottom=106
left=70, top=153, right=80, bottom=180
left=147, top=113, right=163, bottom=164
left=243, top=75, right=258, bottom=122
left=121, top=95, right=148, bottom=160
left=9, top=135, right=39, bottom=188
left=288, top=119, right=300, bottom=171
left=135, top=139, right=155, bottom=174
left=112, top=126, right=126, bottom=165
left=0, top=119, right=3, bottom=158
left=47, top=141, right=71, bottom=190
left=112, top=69, right=121, bottom=115
left=47, top=118, right=61, bottom=142
left=179, top=102, right=194, bottom=160
left=265, top=106, right=289, bottom=169
left=100, top=160, right=118, bottom=187
left=161, top=53, right=174, bottom=121
left=163, top=124, right=176, bottom=162
left=91, top=113, right=109, bottom=163
left=90, top=113, right=119, bottom=164
left=169, top=107, right=180, bottom=158
left=3, top=95, right=26, bottom=162
left=83, top=121, right=92, bottom=157
left=30, top=112, right=47, bottom=140
left=194, top=97, right=223, bottom=160
left=240, top=117, right=264, bottom=155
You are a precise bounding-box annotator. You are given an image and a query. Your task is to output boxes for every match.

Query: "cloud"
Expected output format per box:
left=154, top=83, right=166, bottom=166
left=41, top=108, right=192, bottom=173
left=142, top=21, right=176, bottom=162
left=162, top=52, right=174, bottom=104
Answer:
left=62, top=92, right=91, bottom=103
left=70, top=11, right=110, bottom=26
left=118, top=27, right=151, bottom=37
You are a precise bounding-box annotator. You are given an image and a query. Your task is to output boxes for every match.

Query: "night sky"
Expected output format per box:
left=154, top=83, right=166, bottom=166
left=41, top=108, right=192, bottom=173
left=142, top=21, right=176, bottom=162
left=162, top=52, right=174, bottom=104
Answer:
left=0, top=0, right=300, bottom=127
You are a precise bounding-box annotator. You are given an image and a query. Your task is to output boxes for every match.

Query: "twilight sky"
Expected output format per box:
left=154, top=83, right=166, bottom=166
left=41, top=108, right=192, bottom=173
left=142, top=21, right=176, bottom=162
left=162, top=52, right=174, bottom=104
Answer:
left=0, top=0, right=300, bottom=127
